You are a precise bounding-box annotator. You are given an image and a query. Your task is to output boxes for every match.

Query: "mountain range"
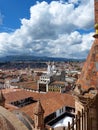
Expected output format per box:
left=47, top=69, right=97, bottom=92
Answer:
left=0, top=55, right=85, bottom=62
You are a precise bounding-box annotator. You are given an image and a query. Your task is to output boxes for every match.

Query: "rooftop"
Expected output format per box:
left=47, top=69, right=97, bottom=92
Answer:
left=2, top=89, right=75, bottom=119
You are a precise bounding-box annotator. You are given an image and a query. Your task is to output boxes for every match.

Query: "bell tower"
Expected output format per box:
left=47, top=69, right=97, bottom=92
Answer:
left=74, top=0, right=98, bottom=130
left=74, top=0, right=98, bottom=93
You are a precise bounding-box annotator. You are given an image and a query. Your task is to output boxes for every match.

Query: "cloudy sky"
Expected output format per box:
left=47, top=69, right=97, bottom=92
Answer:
left=0, top=0, right=95, bottom=59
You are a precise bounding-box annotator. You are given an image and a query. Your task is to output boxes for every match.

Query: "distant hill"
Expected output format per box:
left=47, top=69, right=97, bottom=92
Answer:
left=0, top=55, right=85, bottom=62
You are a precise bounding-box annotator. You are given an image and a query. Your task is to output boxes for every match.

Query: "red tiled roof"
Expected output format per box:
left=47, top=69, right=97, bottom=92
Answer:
left=50, top=81, right=65, bottom=85
left=11, top=81, right=38, bottom=90
left=2, top=89, right=75, bottom=119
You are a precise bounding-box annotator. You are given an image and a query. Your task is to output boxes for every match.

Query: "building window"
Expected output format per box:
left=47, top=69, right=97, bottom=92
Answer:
left=59, top=109, right=62, bottom=114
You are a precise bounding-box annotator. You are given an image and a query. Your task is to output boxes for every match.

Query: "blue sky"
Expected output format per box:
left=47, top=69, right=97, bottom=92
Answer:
left=0, top=0, right=95, bottom=58
left=0, top=0, right=58, bottom=31
left=0, top=0, right=34, bottom=31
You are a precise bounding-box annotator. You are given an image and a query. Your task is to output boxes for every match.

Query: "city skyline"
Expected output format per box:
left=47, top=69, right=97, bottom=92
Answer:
left=0, top=0, right=95, bottom=59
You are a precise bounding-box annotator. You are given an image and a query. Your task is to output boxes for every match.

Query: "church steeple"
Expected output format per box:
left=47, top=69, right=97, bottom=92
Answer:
left=74, top=0, right=98, bottom=93
left=47, top=62, right=51, bottom=74
left=34, top=100, right=45, bottom=130
left=74, top=1, right=98, bottom=130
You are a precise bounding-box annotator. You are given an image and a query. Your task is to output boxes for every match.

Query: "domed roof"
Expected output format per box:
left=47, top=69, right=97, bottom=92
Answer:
left=0, top=113, right=15, bottom=130
left=0, top=106, right=28, bottom=130
left=13, top=110, right=34, bottom=130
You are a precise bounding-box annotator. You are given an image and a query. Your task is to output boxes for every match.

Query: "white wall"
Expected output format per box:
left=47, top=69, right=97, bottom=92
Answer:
left=56, top=106, right=66, bottom=117
left=52, top=116, right=72, bottom=128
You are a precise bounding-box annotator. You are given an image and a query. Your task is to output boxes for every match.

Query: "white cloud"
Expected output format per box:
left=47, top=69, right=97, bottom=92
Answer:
left=73, top=0, right=94, bottom=29
left=0, top=0, right=95, bottom=58
left=68, top=0, right=80, bottom=4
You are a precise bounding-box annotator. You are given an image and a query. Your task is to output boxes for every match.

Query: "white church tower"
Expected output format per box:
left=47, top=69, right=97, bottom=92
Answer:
left=47, top=62, right=51, bottom=74
left=51, top=62, right=56, bottom=74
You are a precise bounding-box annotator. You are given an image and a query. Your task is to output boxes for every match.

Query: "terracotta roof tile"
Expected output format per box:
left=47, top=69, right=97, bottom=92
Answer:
left=2, top=89, right=75, bottom=119
left=11, top=81, right=38, bottom=90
